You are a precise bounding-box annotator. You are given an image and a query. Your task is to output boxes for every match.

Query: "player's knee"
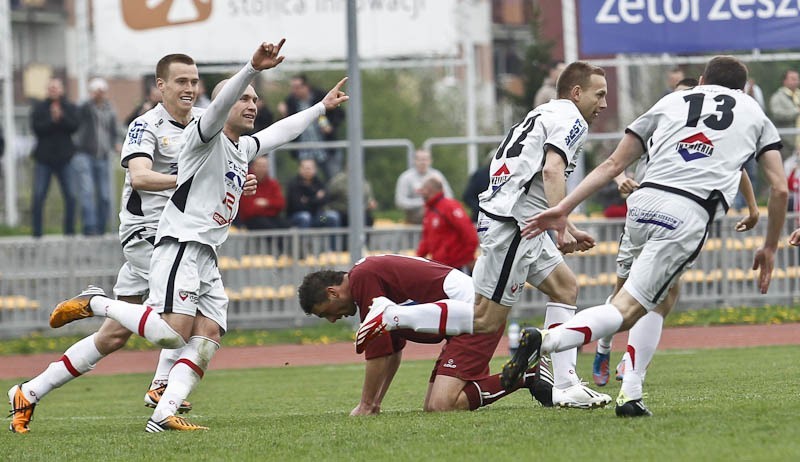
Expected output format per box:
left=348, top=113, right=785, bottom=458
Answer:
left=186, top=335, right=220, bottom=370
left=424, top=396, right=459, bottom=412
left=150, top=322, right=187, bottom=349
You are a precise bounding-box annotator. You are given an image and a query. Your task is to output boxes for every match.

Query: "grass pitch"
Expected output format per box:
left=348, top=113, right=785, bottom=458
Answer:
left=2, top=346, right=799, bottom=461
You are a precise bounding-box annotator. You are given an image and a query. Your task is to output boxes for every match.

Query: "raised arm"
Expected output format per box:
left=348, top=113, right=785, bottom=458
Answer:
left=198, top=40, right=285, bottom=143
left=253, top=77, right=348, bottom=155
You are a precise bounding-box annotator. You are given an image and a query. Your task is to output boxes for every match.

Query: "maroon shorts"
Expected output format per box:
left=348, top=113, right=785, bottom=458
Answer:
left=428, top=327, right=504, bottom=383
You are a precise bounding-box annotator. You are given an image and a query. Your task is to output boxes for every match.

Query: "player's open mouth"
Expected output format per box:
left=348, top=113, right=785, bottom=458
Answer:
left=243, top=114, right=255, bottom=120
left=179, top=96, right=193, bottom=103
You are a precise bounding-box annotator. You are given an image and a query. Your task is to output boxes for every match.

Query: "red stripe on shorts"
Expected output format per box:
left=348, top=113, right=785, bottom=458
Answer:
left=60, top=355, right=81, bottom=377
left=175, top=358, right=204, bottom=378
left=138, top=306, right=153, bottom=337
left=436, top=302, right=448, bottom=337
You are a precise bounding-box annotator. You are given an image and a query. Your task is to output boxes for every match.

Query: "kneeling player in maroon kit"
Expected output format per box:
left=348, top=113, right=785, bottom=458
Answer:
left=297, top=254, right=551, bottom=414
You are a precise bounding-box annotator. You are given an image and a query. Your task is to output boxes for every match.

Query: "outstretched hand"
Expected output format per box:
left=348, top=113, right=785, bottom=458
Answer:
left=521, top=206, right=569, bottom=241
left=251, top=39, right=286, bottom=71
left=322, top=77, right=349, bottom=112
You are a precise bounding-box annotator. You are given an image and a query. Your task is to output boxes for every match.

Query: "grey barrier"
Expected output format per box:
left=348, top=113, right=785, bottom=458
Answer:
left=1, top=214, right=800, bottom=338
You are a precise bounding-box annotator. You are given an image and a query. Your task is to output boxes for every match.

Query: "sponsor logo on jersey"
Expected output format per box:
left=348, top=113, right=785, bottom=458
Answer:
left=628, top=207, right=683, bottom=230
left=177, top=290, right=198, bottom=304
left=490, top=163, right=511, bottom=191
left=161, top=136, right=170, bottom=147
left=122, top=0, right=213, bottom=31
left=565, top=118, right=587, bottom=148
left=677, top=133, right=714, bottom=162
left=225, top=160, right=247, bottom=194
left=127, top=121, right=147, bottom=145
left=212, top=212, right=230, bottom=226
left=443, top=358, right=457, bottom=369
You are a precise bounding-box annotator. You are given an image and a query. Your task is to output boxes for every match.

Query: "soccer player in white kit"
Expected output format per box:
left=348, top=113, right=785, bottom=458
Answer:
left=40, top=40, right=348, bottom=432
left=5, top=53, right=252, bottom=433
left=510, top=56, right=788, bottom=417
left=357, top=62, right=613, bottom=409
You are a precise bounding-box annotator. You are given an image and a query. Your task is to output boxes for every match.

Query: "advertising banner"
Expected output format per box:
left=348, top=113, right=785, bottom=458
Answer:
left=94, top=0, right=459, bottom=72
left=579, top=0, right=800, bottom=55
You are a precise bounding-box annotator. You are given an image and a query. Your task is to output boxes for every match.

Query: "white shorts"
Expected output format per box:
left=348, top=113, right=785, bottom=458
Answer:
left=616, top=226, right=634, bottom=280
left=113, top=230, right=156, bottom=298
left=623, top=189, right=710, bottom=311
left=442, top=269, right=475, bottom=304
left=144, top=240, right=229, bottom=332
left=472, top=213, right=563, bottom=307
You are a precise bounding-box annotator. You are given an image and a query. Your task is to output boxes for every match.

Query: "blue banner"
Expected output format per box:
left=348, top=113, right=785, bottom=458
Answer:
left=579, top=0, right=800, bottom=56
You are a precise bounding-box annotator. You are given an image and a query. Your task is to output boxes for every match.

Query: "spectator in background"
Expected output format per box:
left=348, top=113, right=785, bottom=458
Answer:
left=278, top=74, right=345, bottom=180
left=73, top=78, right=120, bottom=235
left=126, top=85, right=162, bottom=126
left=286, top=158, right=340, bottom=229
left=745, top=78, right=765, bottom=109
left=462, top=152, right=492, bottom=223
left=194, top=80, right=211, bottom=108
left=769, top=69, right=800, bottom=158
left=395, top=149, right=453, bottom=224
left=30, top=77, right=79, bottom=237
left=664, top=66, right=684, bottom=94
left=327, top=170, right=377, bottom=227
left=416, top=176, right=478, bottom=274
left=533, top=62, right=565, bottom=108
left=237, top=156, right=287, bottom=230
left=251, top=98, right=274, bottom=133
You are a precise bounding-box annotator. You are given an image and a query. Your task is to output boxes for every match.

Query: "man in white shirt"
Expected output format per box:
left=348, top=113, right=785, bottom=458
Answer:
left=394, top=149, right=453, bottom=224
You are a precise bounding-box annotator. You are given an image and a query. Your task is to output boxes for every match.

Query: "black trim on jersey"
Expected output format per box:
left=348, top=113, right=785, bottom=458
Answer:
left=169, top=120, right=188, bottom=130
left=491, top=228, right=522, bottom=304
left=170, top=176, right=195, bottom=213
left=196, top=116, right=223, bottom=144
left=478, top=207, right=515, bottom=223
left=121, top=152, right=153, bottom=169
left=250, top=135, right=260, bottom=154
left=120, top=227, right=154, bottom=248
left=756, top=142, right=783, bottom=160
left=543, top=143, right=568, bottom=167
left=652, top=220, right=710, bottom=304
left=639, top=182, right=728, bottom=220
left=625, top=128, right=647, bottom=152
left=164, top=241, right=188, bottom=314
left=126, top=190, right=145, bottom=216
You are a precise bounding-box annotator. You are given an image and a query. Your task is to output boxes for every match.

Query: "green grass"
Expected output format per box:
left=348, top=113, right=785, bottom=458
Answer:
left=2, top=346, right=799, bottom=461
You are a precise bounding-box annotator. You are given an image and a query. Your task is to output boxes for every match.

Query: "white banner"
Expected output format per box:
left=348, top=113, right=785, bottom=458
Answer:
left=93, top=0, right=462, bottom=73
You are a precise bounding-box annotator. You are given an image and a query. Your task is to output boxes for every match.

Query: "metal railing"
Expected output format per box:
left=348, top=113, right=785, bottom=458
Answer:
left=1, top=214, right=799, bottom=338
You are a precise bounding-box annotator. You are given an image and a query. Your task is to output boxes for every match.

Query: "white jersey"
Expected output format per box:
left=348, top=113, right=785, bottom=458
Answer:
left=479, top=99, right=588, bottom=224
left=119, top=104, right=205, bottom=243
left=628, top=84, right=781, bottom=217
left=156, top=62, right=326, bottom=249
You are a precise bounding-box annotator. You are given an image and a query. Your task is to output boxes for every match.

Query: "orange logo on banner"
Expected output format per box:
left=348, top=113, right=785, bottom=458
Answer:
left=122, top=0, right=213, bottom=31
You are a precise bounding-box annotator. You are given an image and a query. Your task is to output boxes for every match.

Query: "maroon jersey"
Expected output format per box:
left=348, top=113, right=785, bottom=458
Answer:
left=348, top=255, right=460, bottom=359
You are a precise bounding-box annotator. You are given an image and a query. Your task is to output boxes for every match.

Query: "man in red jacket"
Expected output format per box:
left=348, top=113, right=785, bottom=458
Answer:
left=416, top=176, right=479, bottom=272
left=237, top=156, right=288, bottom=229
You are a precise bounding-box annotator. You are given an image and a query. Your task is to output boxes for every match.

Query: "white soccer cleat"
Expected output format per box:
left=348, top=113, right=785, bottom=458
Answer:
left=354, top=296, right=394, bottom=354
left=552, top=382, right=612, bottom=409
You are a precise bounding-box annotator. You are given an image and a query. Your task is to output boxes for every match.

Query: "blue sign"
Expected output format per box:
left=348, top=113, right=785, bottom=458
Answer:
left=579, top=0, right=800, bottom=56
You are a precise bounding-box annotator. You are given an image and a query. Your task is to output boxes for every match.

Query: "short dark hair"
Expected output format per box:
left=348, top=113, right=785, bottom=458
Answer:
left=156, top=54, right=195, bottom=80
left=556, top=62, right=606, bottom=98
left=702, top=56, right=747, bottom=90
left=782, top=69, right=799, bottom=82
left=297, top=270, right=346, bottom=314
left=291, top=74, right=309, bottom=85
left=676, top=77, right=699, bottom=88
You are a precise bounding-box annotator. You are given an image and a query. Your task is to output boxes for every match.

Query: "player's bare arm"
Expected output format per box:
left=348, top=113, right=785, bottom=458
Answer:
left=523, top=133, right=645, bottom=240
left=127, top=157, right=178, bottom=191
left=735, top=170, right=759, bottom=232
left=789, top=228, right=800, bottom=246
left=540, top=149, right=577, bottom=253
left=752, top=149, right=788, bottom=294
left=352, top=351, right=402, bottom=416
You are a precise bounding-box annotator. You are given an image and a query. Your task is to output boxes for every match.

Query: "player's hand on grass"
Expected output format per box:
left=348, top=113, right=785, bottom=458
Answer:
left=243, top=173, right=258, bottom=196
left=789, top=229, right=800, bottom=246
left=251, top=39, right=286, bottom=71
left=350, top=403, right=380, bottom=416
left=752, top=246, right=775, bottom=294
left=734, top=209, right=759, bottom=232
left=322, top=77, right=349, bottom=112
